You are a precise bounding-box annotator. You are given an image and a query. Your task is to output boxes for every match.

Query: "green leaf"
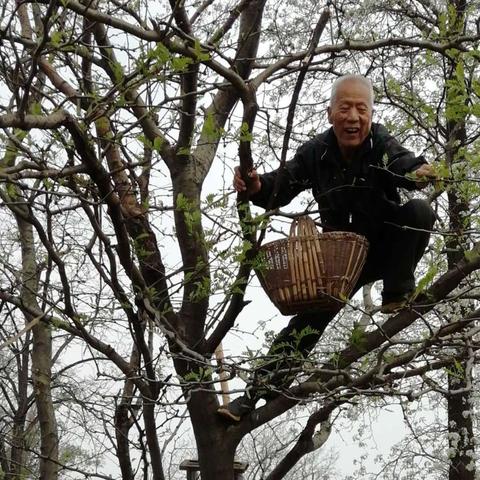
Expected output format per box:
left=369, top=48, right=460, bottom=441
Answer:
left=349, top=325, right=367, bottom=352
left=153, top=136, right=164, bottom=152
left=5, top=182, right=18, bottom=200
left=95, top=116, right=110, bottom=132
left=50, top=31, right=63, bottom=47
left=31, top=102, right=42, bottom=115
left=203, top=111, right=220, bottom=141
left=178, top=146, right=191, bottom=156
left=471, top=103, right=480, bottom=118
left=205, top=193, right=215, bottom=205
left=172, top=55, right=193, bottom=72
left=453, top=358, right=464, bottom=374
left=239, top=122, right=253, bottom=142
left=464, top=250, right=479, bottom=263
left=148, top=42, right=171, bottom=65
left=111, top=61, right=124, bottom=83
left=193, top=39, right=210, bottom=62
left=414, top=263, right=439, bottom=296
left=43, top=178, right=53, bottom=190
left=233, top=240, right=253, bottom=263
left=137, top=134, right=152, bottom=148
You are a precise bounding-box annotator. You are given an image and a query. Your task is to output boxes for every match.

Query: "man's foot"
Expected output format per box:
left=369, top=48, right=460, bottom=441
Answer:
left=217, top=395, right=255, bottom=422
left=381, top=291, right=415, bottom=314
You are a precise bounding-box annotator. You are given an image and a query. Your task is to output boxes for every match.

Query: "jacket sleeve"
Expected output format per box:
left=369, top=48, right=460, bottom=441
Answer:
left=376, top=124, right=428, bottom=190
left=249, top=140, right=315, bottom=209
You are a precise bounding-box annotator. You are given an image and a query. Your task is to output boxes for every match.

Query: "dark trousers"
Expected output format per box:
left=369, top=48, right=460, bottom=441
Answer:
left=252, top=199, right=436, bottom=395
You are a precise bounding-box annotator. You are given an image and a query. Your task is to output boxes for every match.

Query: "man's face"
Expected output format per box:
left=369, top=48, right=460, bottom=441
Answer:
left=327, top=80, right=373, bottom=157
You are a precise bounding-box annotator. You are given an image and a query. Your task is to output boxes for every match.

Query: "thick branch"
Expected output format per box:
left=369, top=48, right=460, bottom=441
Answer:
left=230, top=243, right=480, bottom=433
left=168, top=0, right=193, bottom=35
left=328, top=244, right=480, bottom=372
left=208, top=0, right=254, bottom=45
left=265, top=402, right=337, bottom=480
left=252, top=35, right=480, bottom=87
left=89, top=21, right=175, bottom=169
left=0, top=111, right=69, bottom=129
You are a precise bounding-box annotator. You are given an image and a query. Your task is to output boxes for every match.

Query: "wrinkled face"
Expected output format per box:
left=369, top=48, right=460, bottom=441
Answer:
left=327, top=80, right=373, bottom=158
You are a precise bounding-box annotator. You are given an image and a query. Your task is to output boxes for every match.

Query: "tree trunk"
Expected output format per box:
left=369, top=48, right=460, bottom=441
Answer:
left=444, top=2, right=475, bottom=478
left=5, top=337, right=30, bottom=480
left=448, top=373, right=475, bottom=480
left=189, top=391, right=237, bottom=480
left=31, top=322, right=59, bottom=479
left=143, top=401, right=165, bottom=480
left=17, top=214, right=59, bottom=480
left=114, top=346, right=140, bottom=480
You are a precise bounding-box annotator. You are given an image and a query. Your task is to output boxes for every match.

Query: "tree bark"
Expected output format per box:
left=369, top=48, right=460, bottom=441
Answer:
left=114, top=345, right=141, bottom=480
left=448, top=373, right=475, bottom=480
left=5, top=341, right=29, bottom=480
left=1, top=117, right=59, bottom=478
left=17, top=213, right=59, bottom=480
left=444, top=2, right=475, bottom=478
left=188, top=390, right=238, bottom=480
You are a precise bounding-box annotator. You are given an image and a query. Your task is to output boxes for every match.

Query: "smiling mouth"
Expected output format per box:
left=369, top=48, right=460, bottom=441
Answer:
left=344, top=128, right=360, bottom=134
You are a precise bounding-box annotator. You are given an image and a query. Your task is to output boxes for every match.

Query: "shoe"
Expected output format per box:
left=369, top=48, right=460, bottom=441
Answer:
left=217, top=395, right=255, bottom=422
left=381, top=291, right=415, bottom=314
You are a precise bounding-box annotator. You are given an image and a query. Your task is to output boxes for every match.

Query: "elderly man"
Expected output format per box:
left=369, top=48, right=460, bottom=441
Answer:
left=218, top=74, right=436, bottom=422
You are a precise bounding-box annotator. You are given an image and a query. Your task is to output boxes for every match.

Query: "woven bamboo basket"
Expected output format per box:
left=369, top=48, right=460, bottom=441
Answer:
left=256, top=216, right=369, bottom=315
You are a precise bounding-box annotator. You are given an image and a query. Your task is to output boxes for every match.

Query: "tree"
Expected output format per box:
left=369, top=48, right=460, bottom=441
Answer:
left=349, top=1, right=480, bottom=477
left=0, top=0, right=479, bottom=479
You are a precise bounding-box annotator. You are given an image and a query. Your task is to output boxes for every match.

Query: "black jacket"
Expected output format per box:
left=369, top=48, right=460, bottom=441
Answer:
left=250, top=123, right=427, bottom=239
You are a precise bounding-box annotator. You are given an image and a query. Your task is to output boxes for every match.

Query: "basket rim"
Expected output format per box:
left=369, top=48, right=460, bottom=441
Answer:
left=259, top=231, right=370, bottom=250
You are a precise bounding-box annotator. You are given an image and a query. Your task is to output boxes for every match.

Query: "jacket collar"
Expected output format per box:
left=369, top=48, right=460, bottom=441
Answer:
left=321, top=125, right=375, bottom=167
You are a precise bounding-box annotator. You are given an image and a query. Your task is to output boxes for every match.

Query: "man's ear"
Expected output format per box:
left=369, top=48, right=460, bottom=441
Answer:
left=327, top=106, right=332, bottom=124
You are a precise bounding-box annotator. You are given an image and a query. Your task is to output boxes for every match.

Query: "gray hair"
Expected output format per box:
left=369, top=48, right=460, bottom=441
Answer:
left=330, top=75, right=374, bottom=107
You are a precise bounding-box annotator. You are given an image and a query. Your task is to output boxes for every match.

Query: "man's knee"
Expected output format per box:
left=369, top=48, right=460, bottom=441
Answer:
left=400, top=199, right=436, bottom=230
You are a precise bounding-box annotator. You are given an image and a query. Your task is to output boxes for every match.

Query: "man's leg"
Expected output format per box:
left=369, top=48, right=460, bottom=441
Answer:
left=217, top=309, right=337, bottom=421
left=254, top=309, right=337, bottom=391
left=380, top=199, right=436, bottom=310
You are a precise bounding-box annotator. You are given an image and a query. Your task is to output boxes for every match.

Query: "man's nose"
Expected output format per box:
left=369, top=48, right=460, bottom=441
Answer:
left=346, top=108, right=360, bottom=122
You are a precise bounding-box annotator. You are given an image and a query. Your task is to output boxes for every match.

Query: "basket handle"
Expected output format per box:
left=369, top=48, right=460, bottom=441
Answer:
left=289, top=215, right=319, bottom=238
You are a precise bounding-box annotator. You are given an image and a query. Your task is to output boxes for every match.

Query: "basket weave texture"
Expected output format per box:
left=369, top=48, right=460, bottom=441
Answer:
left=256, top=216, right=369, bottom=315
